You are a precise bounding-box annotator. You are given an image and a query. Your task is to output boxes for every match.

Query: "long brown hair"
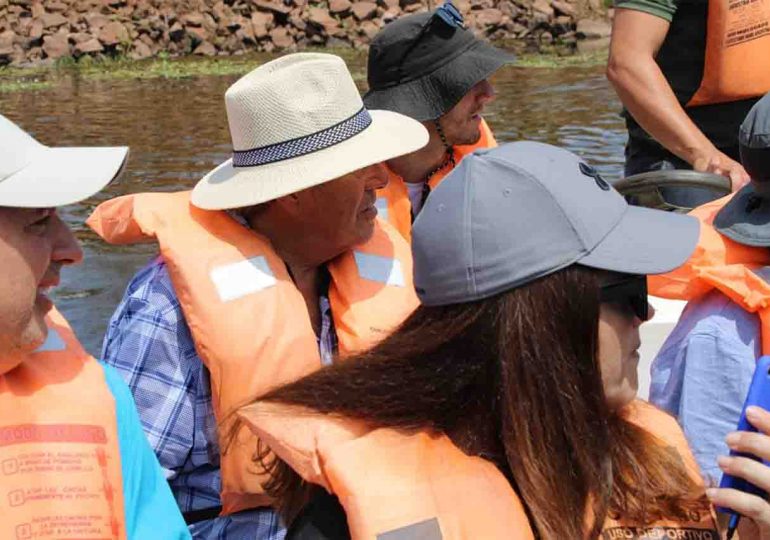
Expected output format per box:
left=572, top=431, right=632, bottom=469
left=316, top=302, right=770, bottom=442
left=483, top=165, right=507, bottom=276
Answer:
left=233, top=265, right=708, bottom=538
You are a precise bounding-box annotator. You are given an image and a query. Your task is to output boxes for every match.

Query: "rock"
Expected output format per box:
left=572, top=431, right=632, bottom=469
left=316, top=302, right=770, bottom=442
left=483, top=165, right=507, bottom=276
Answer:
left=532, top=0, right=554, bottom=16
left=253, top=0, right=292, bottom=15
left=575, top=18, right=611, bottom=39
left=226, top=16, right=244, bottom=32
left=251, top=11, right=273, bottom=38
left=168, top=21, right=185, bottom=41
left=40, top=12, right=68, bottom=29
left=381, top=7, right=400, bottom=23
left=29, top=1, right=43, bottom=18
left=359, top=20, right=379, bottom=39
left=0, top=30, right=14, bottom=50
left=45, top=1, right=66, bottom=11
left=403, top=2, right=423, bottom=13
left=42, top=33, right=69, bottom=58
left=476, top=8, right=503, bottom=27
left=399, top=0, right=421, bottom=8
left=329, top=0, right=351, bottom=14
left=97, top=21, right=128, bottom=45
left=68, top=32, right=92, bottom=44
left=327, top=36, right=350, bottom=48
left=0, top=47, right=12, bottom=65
left=269, top=26, right=293, bottom=48
left=551, top=0, right=575, bottom=17
left=379, top=0, right=399, bottom=8
left=554, top=15, right=573, bottom=25
left=84, top=13, right=109, bottom=32
left=73, top=37, right=103, bottom=55
left=308, top=7, right=338, bottom=30
left=129, top=39, right=152, bottom=59
left=186, top=25, right=208, bottom=43
left=540, top=30, right=553, bottom=42
left=182, top=12, right=205, bottom=27
left=576, top=34, right=610, bottom=52
left=28, top=19, right=42, bottom=38
left=202, top=12, right=218, bottom=33
left=193, top=40, right=217, bottom=56
left=351, top=1, right=377, bottom=20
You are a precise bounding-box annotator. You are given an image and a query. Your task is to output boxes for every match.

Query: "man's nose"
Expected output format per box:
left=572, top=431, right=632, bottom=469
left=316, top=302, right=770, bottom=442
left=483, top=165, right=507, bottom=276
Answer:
left=50, top=213, right=83, bottom=266
left=365, top=162, right=390, bottom=191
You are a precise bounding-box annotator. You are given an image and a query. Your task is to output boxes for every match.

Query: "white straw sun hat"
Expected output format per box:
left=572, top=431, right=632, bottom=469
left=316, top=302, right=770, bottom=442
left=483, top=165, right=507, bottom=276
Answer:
left=0, top=114, right=128, bottom=207
left=191, top=53, right=429, bottom=210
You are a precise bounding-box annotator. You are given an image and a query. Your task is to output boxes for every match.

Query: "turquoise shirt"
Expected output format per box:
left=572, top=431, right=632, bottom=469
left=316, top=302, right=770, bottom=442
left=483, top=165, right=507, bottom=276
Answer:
left=101, top=362, right=191, bottom=540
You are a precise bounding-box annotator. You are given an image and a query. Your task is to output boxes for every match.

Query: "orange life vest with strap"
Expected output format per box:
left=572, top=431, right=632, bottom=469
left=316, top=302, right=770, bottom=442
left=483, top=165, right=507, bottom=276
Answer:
left=376, top=118, right=498, bottom=242
left=687, top=0, right=770, bottom=107
left=87, top=191, right=419, bottom=515
left=649, top=194, right=770, bottom=354
left=0, top=308, right=127, bottom=540
left=237, top=400, right=717, bottom=539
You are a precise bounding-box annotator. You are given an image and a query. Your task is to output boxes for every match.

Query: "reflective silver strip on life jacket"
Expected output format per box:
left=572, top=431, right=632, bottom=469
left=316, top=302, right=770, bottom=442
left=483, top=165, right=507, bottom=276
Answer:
left=377, top=517, right=443, bottom=540
left=35, top=328, right=66, bottom=353
left=354, top=251, right=405, bottom=287
left=210, top=256, right=277, bottom=302
left=375, top=197, right=389, bottom=221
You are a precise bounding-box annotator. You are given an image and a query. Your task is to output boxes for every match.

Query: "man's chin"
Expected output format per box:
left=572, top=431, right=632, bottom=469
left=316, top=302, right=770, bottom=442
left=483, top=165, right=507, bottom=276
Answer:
left=458, top=126, right=482, bottom=147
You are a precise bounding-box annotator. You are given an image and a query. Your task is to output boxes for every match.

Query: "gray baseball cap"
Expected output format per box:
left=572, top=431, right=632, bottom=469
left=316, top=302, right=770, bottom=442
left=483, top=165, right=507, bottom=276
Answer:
left=412, top=141, right=700, bottom=306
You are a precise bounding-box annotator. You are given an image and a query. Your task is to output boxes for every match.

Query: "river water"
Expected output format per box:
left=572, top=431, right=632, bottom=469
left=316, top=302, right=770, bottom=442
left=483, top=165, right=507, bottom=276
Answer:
left=0, top=51, right=626, bottom=355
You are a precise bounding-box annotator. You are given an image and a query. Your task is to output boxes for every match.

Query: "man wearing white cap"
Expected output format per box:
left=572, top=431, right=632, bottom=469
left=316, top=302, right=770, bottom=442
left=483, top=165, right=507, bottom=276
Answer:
left=0, top=115, right=189, bottom=539
left=87, top=53, right=428, bottom=538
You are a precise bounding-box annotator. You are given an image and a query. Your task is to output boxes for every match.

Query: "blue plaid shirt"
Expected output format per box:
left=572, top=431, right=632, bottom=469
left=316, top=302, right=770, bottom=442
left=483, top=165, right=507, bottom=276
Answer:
left=102, top=255, right=337, bottom=539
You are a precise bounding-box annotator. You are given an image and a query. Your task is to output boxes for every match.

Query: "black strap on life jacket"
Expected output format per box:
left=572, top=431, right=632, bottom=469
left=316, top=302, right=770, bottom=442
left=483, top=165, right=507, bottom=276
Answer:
left=182, top=505, right=223, bottom=525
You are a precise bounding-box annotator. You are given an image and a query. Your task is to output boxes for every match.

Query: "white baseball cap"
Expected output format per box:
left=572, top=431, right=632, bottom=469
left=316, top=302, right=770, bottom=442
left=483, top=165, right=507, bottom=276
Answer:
left=0, top=114, right=128, bottom=207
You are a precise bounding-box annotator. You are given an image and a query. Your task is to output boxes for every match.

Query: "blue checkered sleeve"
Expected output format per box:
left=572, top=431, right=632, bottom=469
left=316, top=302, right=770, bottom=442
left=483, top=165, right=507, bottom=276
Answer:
left=101, top=257, right=285, bottom=540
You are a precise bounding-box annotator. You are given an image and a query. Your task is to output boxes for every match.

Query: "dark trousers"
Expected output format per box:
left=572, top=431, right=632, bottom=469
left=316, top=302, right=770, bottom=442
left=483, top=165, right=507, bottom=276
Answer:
left=625, top=137, right=739, bottom=209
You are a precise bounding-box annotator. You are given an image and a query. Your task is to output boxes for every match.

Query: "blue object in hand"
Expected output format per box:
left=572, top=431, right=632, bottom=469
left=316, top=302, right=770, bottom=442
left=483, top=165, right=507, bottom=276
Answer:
left=718, top=355, right=770, bottom=538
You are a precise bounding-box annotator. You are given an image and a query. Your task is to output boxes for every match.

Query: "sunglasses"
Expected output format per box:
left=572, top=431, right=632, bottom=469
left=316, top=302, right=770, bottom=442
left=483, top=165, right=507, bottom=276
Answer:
left=600, top=275, right=650, bottom=321
left=397, top=2, right=465, bottom=80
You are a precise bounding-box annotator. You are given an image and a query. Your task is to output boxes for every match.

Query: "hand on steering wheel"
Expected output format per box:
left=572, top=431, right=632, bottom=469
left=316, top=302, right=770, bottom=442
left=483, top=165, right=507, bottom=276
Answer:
left=692, top=149, right=750, bottom=192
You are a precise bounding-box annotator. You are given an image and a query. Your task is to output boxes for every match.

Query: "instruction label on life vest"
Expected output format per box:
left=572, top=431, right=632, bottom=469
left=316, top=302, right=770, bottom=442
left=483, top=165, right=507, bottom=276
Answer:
left=724, top=0, right=770, bottom=47
left=0, top=424, right=120, bottom=540
left=602, top=527, right=719, bottom=539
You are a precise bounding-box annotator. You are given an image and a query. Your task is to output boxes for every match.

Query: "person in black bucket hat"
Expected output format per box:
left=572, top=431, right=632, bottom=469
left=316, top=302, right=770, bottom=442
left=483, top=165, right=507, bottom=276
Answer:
left=365, top=2, right=516, bottom=241
left=713, top=95, right=770, bottom=245
left=646, top=91, right=770, bottom=488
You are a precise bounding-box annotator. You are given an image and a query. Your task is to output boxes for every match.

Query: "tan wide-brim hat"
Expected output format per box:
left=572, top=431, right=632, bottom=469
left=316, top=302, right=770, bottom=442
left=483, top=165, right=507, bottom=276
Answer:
left=0, top=114, right=128, bottom=208
left=192, top=53, right=429, bottom=210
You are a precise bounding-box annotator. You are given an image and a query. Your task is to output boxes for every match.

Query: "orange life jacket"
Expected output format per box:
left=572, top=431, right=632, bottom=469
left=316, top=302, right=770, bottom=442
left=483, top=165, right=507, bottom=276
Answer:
left=649, top=194, right=770, bottom=354
left=687, top=0, right=770, bottom=107
left=0, top=308, right=127, bottom=540
left=87, top=191, right=418, bottom=515
left=237, top=400, right=717, bottom=539
left=376, top=118, right=497, bottom=241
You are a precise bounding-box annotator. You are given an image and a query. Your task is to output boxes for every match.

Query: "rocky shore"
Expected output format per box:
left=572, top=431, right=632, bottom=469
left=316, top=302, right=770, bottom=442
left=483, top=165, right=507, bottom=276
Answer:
left=0, top=0, right=611, bottom=67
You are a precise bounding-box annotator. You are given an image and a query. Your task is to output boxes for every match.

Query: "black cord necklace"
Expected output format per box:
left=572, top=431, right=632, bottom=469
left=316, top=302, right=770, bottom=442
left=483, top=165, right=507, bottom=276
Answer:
left=423, top=119, right=456, bottom=183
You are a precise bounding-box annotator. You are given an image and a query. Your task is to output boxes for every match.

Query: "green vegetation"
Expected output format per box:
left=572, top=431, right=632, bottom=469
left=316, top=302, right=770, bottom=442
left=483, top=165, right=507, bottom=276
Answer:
left=0, top=45, right=607, bottom=94
left=515, top=48, right=608, bottom=68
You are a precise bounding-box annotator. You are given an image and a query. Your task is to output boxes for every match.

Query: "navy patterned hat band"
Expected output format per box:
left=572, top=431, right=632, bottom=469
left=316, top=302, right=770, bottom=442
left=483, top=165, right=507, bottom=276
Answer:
left=232, top=107, right=373, bottom=168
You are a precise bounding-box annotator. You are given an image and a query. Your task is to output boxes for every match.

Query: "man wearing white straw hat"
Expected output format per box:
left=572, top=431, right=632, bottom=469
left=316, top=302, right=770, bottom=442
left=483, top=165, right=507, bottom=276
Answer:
left=87, top=53, right=428, bottom=538
left=0, top=114, right=190, bottom=539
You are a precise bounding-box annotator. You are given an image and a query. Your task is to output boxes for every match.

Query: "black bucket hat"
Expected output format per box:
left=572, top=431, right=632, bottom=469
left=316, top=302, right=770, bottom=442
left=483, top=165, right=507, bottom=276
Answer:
left=713, top=92, right=770, bottom=246
left=363, top=2, right=515, bottom=122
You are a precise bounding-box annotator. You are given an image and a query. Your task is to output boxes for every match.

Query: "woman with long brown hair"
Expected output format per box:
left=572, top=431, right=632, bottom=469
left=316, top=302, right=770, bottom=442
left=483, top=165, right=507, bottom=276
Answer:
left=233, top=142, right=770, bottom=539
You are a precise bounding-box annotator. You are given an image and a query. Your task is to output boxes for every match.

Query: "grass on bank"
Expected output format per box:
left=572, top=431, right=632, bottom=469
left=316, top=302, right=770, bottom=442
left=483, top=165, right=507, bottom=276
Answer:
left=0, top=46, right=607, bottom=94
